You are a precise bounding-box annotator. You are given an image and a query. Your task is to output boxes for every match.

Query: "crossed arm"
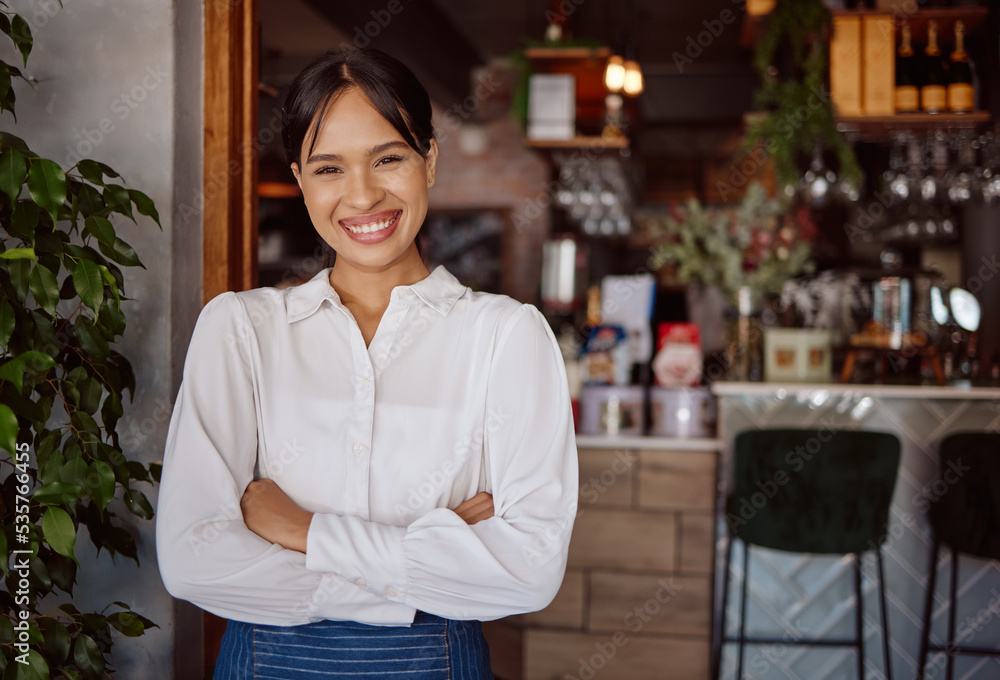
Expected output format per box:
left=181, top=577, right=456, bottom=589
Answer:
left=240, top=479, right=495, bottom=553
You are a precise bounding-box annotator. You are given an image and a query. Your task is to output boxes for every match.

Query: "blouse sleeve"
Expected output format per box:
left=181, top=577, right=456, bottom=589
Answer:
left=305, top=303, right=579, bottom=620
left=155, top=292, right=417, bottom=627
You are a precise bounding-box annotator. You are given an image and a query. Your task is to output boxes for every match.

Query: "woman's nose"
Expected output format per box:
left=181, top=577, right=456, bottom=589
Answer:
left=343, top=170, right=385, bottom=210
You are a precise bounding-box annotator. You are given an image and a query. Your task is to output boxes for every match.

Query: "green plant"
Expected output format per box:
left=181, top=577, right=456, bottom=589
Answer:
left=645, top=181, right=817, bottom=306
left=744, top=0, right=860, bottom=189
left=1, top=4, right=161, bottom=679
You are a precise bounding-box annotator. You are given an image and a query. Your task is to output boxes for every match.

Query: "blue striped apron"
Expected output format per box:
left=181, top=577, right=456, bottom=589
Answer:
left=213, top=611, right=493, bottom=679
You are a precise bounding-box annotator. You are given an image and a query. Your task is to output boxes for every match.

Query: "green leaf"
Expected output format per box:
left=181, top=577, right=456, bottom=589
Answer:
left=124, top=489, right=154, bottom=520
left=14, top=649, right=50, bottom=680
left=29, top=555, right=52, bottom=592
left=101, top=184, right=133, bottom=221
left=47, top=553, right=77, bottom=595
left=0, top=300, right=14, bottom=349
left=87, top=460, right=116, bottom=512
left=83, top=216, right=115, bottom=247
left=96, top=162, right=120, bottom=179
left=73, top=315, right=109, bottom=358
left=0, top=403, right=17, bottom=456
left=0, top=246, right=36, bottom=260
left=72, top=259, right=103, bottom=313
left=74, top=159, right=106, bottom=186
left=28, top=263, right=59, bottom=316
left=97, top=235, right=143, bottom=268
left=100, top=391, right=123, bottom=432
left=72, top=634, right=105, bottom=680
left=107, top=612, right=145, bottom=637
left=38, top=618, right=71, bottom=665
left=97, top=297, right=125, bottom=336
left=32, top=482, right=84, bottom=505
left=7, top=257, right=30, bottom=301
left=77, top=376, right=103, bottom=414
left=42, top=507, right=76, bottom=560
left=75, top=183, right=104, bottom=216
left=70, top=410, right=100, bottom=437
left=0, top=148, right=26, bottom=201
left=128, top=188, right=160, bottom=225
left=0, top=351, right=55, bottom=390
left=59, top=455, right=88, bottom=486
left=26, top=159, right=67, bottom=226
left=0, top=61, right=9, bottom=111
left=0, top=613, right=11, bottom=643
left=9, top=199, right=39, bottom=240
left=10, top=14, right=33, bottom=66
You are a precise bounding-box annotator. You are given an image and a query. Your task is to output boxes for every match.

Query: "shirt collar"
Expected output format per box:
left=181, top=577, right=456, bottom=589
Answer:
left=284, top=265, right=468, bottom=323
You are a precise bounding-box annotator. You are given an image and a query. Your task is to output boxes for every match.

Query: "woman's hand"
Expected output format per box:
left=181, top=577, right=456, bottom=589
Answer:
left=452, top=491, right=494, bottom=525
left=240, top=478, right=313, bottom=553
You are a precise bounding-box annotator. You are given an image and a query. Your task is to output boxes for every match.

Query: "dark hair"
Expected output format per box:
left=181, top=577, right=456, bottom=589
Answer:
left=282, top=48, right=435, bottom=168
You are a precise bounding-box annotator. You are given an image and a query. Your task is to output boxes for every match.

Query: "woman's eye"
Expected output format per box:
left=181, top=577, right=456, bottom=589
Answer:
left=375, top=155, right=404, bottom=167
left=315, top=166, right=341, bottom=175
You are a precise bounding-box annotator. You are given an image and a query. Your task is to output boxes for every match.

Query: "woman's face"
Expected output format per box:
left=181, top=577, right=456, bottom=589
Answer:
left=291, top=87, right=437, bottom=274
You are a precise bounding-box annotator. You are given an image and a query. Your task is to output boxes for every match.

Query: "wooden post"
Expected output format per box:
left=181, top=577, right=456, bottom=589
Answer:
left=202, top=0, right=258, bottom=672
left=204, top=0, right=259, bottom=305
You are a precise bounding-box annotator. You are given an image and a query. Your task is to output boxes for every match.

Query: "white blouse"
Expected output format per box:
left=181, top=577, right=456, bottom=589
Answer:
left=155, top=265, right=578, bottom=627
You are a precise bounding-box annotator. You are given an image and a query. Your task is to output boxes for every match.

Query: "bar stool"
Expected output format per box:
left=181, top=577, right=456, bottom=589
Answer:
left=713, top=428, right=901, bottom=680
left=917, top=431, right=1000, bottom=680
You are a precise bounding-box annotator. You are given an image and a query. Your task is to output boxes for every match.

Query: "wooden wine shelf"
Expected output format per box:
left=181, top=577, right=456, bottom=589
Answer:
left=835, top=111, right=992, bottom=138
left=741, top=6, right=989, bottom=47
left=830, top=7, right=988, bottom=44
left=522, top=47, right=612, bottom=62
left=523, top=135, right=629, bottom=150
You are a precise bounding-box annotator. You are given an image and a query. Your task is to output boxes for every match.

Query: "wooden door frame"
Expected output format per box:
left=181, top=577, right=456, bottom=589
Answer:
left=202, top=0, right=259, bottom=672
left=204, top=0, right=259, bottom=305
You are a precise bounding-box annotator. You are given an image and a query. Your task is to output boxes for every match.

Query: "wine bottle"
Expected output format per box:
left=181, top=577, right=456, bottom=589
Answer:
left=948, top=20, right=974, bottom=113
left=921, top=21, right=948, bottom=114
left=895, top=23, right=919, bottom=113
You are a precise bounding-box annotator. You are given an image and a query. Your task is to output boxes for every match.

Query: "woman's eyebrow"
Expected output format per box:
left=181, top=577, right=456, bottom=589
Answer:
left=306, top=141, right=410, bottom=165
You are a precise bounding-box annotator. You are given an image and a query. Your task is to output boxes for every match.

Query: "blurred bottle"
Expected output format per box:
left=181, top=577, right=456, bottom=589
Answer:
left=948, top=20, right=974, bottom=113
left=920, top=21, right=948, bottom=114
left=895, top=23, right=919, bottom=113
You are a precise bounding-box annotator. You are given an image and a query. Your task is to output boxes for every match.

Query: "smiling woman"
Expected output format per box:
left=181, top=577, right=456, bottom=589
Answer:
left=155, top=48, right=578, bottom=680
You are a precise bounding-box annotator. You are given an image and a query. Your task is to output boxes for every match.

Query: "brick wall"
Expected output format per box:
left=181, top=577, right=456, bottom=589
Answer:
left=428, top=62, right=552, bottom=305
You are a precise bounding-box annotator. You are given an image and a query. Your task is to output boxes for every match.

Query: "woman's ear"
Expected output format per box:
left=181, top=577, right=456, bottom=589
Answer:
left=291, top=163, right=302, bottom=188
left=425, top=139, right=438, bottom=186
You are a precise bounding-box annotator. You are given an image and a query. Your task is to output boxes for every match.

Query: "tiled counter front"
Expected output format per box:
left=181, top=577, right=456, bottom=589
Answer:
left=483, top=436, right=722, bottom=680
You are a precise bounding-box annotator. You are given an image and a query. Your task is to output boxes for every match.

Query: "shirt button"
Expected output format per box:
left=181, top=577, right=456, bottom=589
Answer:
left=386, top=586, right=399, bottom=599
left=360, top=377, right=370, bottom=387
left=388, top=313, right=400, bottom=324
left=355, top=578, right=367, bottom=588
left=352, top=443, right=365, bottom=455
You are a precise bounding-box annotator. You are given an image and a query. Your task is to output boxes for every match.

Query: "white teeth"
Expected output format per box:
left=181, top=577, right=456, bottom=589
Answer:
left=344, top=213, right=398, bottom=234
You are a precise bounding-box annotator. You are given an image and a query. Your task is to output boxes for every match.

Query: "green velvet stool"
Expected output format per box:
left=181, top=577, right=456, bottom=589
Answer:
left=712, top=428, right=901, bottom=680
left=917, top=431, right=1000, bottom=680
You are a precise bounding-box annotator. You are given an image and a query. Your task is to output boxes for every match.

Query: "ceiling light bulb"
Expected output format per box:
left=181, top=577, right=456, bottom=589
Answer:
left=604, top=55, right=625, bottom=93
left=622, top=60, right=644, bottom=96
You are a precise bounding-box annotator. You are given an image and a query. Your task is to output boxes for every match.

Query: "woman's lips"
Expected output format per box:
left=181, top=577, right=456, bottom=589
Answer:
left=339, top=210, right=402, bottom=244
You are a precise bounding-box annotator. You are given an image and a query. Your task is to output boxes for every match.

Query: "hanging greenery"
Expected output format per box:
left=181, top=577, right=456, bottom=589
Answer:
left=744, top=0, right=860, bottom=190
left=0, top=3, right=161, bottom=678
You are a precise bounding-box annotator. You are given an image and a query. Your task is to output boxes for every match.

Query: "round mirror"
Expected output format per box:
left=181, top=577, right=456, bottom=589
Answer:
left=930, top=286, right=950, bottom=326
left=949, top=288, right=981, bottom=332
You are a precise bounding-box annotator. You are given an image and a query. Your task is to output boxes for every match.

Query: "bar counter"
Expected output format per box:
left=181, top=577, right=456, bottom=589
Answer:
left=711, top=381, right=1000, bottom=680
left=485, top=434, right=723, bottom=680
